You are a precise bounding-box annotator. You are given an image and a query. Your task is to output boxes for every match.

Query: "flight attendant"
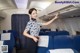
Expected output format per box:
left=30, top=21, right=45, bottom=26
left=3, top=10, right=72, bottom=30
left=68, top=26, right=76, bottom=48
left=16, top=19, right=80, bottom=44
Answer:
left=23, top=8, right=59, bottom=53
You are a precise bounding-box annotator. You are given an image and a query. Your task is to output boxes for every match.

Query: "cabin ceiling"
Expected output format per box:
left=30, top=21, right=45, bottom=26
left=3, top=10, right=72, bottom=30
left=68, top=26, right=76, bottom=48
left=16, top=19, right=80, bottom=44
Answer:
left=0, top=0, right=16, bottom=10
left=0, top=0, right=53, bottom=11
left=0, top=0, right=80, bottom=21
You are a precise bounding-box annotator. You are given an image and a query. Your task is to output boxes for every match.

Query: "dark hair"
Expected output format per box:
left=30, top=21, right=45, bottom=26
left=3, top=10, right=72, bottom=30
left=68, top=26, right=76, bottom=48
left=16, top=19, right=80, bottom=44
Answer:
left=28, top=8, right=37, bottom=14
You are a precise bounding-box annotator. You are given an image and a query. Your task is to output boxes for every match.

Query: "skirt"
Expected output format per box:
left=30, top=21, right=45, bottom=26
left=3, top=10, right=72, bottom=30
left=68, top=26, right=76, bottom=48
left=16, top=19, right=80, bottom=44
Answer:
left=26, top=37, right=38, bottom=53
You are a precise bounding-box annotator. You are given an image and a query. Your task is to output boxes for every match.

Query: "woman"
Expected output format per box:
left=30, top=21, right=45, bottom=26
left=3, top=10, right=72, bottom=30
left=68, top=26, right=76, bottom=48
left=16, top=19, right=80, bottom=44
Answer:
left=23, top=8, right=59, bottom=53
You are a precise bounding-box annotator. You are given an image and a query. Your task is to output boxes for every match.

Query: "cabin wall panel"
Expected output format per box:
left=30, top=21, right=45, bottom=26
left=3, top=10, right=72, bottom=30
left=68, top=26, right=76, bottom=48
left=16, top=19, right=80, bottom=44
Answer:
left=0, top=9, right=28, bottom=31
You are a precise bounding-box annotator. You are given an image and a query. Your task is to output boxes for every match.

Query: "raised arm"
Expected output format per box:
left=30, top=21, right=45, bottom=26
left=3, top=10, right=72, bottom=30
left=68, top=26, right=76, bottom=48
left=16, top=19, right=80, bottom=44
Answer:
left=41, top=13, right=59, bottom=26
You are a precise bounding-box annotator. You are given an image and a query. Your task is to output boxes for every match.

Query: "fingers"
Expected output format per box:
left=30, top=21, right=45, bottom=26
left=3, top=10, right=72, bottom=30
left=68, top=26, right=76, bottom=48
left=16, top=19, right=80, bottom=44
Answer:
left=56, top=12, right=60, bottom=16
left=35, top=36, right=39, bottom=39
left=33, top=37, right=39, bottom=42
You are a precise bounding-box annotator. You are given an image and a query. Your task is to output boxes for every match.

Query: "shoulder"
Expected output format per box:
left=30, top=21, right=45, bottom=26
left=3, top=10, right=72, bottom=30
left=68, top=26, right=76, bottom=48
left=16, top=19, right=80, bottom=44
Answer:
left=27, top=21, right=32, bottom=24
left=27, top=21, right=34, bottom=26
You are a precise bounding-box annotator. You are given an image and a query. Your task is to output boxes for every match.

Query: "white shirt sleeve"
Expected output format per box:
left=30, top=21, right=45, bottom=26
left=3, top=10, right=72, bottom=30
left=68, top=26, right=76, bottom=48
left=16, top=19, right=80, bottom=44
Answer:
left=37, top=22, right=43, bottom=26
left=25, top=22, right=31, bottom=31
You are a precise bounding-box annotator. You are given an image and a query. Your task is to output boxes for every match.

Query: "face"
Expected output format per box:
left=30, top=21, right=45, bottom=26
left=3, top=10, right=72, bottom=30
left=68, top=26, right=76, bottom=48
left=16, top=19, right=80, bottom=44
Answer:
left=30, top=10, right=37, bottom=19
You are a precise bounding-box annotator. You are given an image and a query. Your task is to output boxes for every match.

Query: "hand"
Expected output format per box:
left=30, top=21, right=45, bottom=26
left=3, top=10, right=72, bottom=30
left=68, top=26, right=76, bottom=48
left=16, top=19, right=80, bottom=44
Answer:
left=35, top=36, right=39, bottom=39
left=55, top=12, right=60, bottom=16
left=54, top=12, right=60, bottom=19
left=32, top=37, right=38, bottom=42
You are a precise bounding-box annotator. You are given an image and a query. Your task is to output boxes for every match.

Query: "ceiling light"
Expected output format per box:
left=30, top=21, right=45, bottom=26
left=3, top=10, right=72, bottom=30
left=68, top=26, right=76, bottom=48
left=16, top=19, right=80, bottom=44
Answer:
left=38, top=1, right=52, bottom=10
left=29, top=1, right=52, bottom=10
left=14, top=0, right=28, bottom=9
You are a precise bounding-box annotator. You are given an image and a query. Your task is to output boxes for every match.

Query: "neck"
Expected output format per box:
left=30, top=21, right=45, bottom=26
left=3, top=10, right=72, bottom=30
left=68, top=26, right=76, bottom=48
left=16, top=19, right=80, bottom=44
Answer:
left=31, top=18, right=36, bottom=21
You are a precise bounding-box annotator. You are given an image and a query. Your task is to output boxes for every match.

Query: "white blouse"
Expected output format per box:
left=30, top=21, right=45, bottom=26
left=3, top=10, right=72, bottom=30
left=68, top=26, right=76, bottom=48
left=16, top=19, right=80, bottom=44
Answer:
left=25, top=20, right=42, bottom=36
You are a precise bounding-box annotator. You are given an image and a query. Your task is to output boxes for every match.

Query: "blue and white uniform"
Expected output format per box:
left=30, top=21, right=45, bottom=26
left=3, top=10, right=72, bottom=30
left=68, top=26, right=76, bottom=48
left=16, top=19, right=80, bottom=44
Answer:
left=25, top=19, right=42, bottom=36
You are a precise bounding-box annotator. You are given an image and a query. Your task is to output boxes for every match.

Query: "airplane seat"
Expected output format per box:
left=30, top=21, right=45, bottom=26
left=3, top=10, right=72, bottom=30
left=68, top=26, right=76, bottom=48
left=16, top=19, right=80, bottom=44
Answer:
left=47, top=49, right=79, bottom=53
left=38, top=36, right=51, bottom=53
left=73, top=35, right=80, bottom=51
left=39, top=29, right=51, bottom=35
left=39, top=29, right=69, bottom=36
left=48, top=31, right=57, bottom=37
left=7, top=30, right=19, bottom=38
left=53, top=36, right=74, bottom=49
left=48, top=36, right=54, bottom=49
left=7, top=30, right=21, bottom=49
left=37, top=35, right=80, bottom=53
left=56, top=31, right=69, bottom=35
left=38, top=47, right=48, bottom=53
left=38, top=31, right=70, bottom=53
left=3, top=33, right=15, bottom=53
left=3, top=30, right=7, bottom=33
left=48, top=31, right=69, bottom=37
left=40, top=29, right=51, bottom=32
left=46, top=35, right=80, bottom=53
left=39, top=31, right=50, bottom=35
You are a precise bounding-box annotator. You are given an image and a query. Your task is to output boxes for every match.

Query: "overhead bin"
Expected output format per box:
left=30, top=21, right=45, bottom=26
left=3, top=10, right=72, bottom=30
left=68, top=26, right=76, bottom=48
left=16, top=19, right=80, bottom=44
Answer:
left=38, top=3, right=72, bottom=17
left=48, top=4, right=80, bottom=19
left=38, top=4, right=80, bottom=21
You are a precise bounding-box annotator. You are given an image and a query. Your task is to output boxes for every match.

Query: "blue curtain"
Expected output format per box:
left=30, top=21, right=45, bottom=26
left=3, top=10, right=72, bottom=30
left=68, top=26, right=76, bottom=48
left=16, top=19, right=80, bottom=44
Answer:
left=11, top=14, right=30, bottom=49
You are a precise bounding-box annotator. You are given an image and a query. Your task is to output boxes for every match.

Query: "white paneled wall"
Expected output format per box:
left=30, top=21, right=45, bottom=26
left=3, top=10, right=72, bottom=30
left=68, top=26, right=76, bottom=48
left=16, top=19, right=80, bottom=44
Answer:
left=63, top=17, right=80, bottom=35
left=50, top=17, right=80, bottom=35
